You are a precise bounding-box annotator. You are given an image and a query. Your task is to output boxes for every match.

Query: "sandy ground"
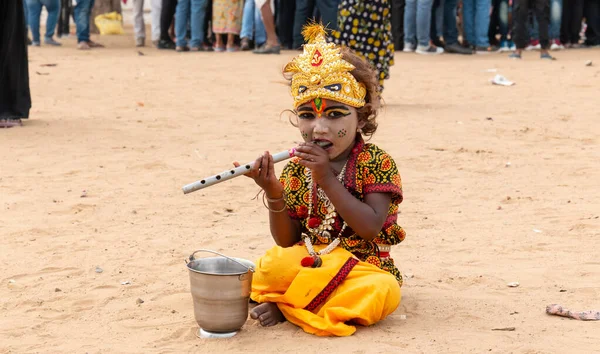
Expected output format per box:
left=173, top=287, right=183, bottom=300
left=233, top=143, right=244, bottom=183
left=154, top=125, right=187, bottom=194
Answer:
left=1, top=28, right=600, bottom=353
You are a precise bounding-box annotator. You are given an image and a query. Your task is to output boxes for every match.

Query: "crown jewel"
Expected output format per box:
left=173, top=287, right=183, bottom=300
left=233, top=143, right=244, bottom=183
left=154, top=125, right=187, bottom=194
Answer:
left=284, top=23, right=367, bottom=109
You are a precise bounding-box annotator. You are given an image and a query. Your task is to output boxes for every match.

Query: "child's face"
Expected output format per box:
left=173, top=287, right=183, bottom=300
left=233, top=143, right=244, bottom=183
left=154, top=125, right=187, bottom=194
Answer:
left=296, top=98, right=363, bottom=161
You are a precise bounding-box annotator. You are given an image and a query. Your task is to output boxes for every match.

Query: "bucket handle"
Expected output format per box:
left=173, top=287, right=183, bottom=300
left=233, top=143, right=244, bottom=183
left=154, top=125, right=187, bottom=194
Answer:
left=188, top=249, right=255, bottom=273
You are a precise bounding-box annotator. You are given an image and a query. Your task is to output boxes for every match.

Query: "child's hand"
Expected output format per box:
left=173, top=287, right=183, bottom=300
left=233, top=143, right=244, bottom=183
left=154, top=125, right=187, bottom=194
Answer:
left=233, top=152, right=283, bottom=197
left=294, top=142, right=333, bottom=184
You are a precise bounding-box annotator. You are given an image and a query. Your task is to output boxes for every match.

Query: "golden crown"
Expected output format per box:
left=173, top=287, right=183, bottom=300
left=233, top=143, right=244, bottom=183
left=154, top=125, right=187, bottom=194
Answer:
left=284, top=23, right=367, bottom=109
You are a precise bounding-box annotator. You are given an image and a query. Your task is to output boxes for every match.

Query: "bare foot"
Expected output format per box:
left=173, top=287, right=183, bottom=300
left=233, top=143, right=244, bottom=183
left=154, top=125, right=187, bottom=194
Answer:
left=250, top=303, right=285, bottom=327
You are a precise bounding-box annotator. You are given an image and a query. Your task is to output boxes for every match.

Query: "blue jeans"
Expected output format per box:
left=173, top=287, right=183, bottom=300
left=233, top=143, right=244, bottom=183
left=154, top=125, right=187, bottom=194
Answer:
left=530, top=0, right=562, bottom=40
left=463, top=0, right=492, bottom=47
left=443, top=0, right=459, bottom=44
left=23, top=0, right=29, bottom=28
left=74, top=0, right=94, bottom=43
left=26, top=0, right=60, bottom=42
left=404, top=0, right=434, bottom=47
left=498, top=0, right=511, bottom=41
left=175, top=0, right=208, bottom=47
left=240, top=0, right=266, bottom=45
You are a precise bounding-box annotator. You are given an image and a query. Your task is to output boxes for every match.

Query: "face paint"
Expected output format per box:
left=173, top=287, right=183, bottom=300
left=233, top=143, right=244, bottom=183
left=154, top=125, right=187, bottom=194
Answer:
left=337, top=129, right=347, bottom=138
left=301, top=131, right=309, bottom=140
left=310, top=97, right=327, bottom=118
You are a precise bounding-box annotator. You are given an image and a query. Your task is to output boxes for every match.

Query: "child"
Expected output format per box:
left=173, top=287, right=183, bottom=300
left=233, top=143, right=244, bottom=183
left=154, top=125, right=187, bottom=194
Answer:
left=509, top=0, right=553, bottom=59
left=234, top=24, right=406, bottom=336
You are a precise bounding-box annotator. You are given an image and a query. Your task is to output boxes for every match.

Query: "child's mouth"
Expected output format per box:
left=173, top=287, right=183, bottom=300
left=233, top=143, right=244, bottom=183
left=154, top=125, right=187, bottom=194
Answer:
left=313, top=140, right=333, bottom=150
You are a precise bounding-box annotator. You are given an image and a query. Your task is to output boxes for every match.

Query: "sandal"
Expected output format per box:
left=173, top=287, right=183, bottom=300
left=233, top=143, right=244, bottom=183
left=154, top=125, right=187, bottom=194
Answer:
left=176, top=46, right=190, bottom=52
left=0, top=118, right=23, bottom=128
left=88, top=41, right=104, bottom=48
left=214, top=46, right=225, bottom=52
left=77, top=41, right=91, bottom=50
left=241, top=38, right=250, bottom=51
left=226, top=46, right=240, bottom=52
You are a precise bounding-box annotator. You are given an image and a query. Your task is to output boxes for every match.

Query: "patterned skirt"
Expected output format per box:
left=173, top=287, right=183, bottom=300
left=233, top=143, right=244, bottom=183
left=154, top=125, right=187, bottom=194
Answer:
left=212, top=0, right=243, bottom=34
left=330, top=0, right=395, bottom=88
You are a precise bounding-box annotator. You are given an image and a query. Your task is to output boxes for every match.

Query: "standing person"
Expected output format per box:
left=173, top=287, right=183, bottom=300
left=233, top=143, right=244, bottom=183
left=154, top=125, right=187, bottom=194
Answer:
left=157, top=0, right=177, bottom=49
left=560, top=0, right=584, bottom=47
left=175, top=0, right=209, bottom=51
left=252, top=0, right=281, bottom=53
left=331, top=0, right=396, bottom=88
left=293, top=0, right=339, bottom=49
left=74, top=0, right=104, bottom=49
left=277, top=0, right=296, bottom=49
left=443, top=0, right=475, bottom=53
left=235, top=24, right=405, bottom=335
left=127, top=0, right=162, bottom=47
left=463, top=0, right=498, bottom=52
left=26, top=0, right=62, bottom=46
left=1, top=0, right=31, bottom=128
left=212, top=0, right=243, bottom=51
left=403, top=0, right=442, bottom=54
left=528, top=0, right=564, bottom=49
left=509, top=0, right=553, bottom=58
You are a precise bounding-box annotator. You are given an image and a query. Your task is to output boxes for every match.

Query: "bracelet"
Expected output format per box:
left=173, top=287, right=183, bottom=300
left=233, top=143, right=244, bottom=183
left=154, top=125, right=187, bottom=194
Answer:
left=265, top=192, right=285, bottom=203
left=262, top=192, right=287, bottom=213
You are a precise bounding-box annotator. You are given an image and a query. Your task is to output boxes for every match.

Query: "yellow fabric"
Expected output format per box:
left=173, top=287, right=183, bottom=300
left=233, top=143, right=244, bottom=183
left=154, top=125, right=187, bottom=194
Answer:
left=251, top=245, right=401, bottom=336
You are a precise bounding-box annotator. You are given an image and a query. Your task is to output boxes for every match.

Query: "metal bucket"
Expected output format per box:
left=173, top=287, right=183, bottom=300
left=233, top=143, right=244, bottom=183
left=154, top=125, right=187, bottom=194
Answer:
left=186, top=249, right=255, bottom=336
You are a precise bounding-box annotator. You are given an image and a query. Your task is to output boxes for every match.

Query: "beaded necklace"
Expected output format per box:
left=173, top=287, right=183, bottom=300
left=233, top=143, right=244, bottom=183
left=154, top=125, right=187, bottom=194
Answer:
left=301, top=162, right=348, bottom=268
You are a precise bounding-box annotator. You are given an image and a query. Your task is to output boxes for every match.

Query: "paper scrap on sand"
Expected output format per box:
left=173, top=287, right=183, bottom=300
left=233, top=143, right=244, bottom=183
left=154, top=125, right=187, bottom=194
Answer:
left=491, top=74, right=515, bottom=86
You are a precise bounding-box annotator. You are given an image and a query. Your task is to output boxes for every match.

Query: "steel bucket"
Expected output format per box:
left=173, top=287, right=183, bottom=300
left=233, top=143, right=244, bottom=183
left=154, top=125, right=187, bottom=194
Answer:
left=186, top=249, right=255, bottom=335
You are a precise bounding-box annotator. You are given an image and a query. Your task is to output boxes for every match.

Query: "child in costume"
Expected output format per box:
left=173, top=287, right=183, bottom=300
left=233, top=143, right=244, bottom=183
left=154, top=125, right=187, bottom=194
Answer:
left=235, top=24, right=406, bottom=337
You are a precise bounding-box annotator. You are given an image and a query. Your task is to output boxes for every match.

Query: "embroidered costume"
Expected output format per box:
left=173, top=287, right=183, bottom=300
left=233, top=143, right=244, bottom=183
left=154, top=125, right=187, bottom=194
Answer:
left=250, top=23, right=404, bottom=337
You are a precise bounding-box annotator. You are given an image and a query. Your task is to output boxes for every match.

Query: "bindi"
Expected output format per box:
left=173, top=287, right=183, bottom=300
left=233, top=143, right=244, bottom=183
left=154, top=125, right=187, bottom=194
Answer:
left=310, top=97, right=327, bottom=118
left=337, top=129, right=347, bottom=138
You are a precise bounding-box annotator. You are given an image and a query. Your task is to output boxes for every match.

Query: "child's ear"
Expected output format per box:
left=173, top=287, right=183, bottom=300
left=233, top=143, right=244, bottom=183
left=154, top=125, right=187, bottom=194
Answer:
left=357, top=120, right=366, bottom=130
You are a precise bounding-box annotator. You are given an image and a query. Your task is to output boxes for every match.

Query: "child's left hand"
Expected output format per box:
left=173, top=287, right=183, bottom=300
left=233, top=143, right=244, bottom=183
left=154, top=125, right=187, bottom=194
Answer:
left=294, top=142, right=333, bottom=184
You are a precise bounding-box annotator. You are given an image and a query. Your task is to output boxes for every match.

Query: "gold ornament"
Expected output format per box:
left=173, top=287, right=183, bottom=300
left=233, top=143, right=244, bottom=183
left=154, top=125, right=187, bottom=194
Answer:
left=284, top=23, right=367, bottom=109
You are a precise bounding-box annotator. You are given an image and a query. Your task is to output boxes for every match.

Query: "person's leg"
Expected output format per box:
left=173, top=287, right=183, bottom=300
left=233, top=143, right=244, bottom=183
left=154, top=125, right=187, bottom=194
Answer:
left=41, top=0, right=60, bottom=42
left=317, top=0, right=340, bottom=31
left=391, top=0, right=405, bottom=50
left=189, top=0, right=207, bottom=48
left=160, top=0, right=177, bottom=41
left=133, top=0, right=146, bottom=44
left=474, top=0, right=492, bottom=48
left=549, top=0, right=562, bottom=44
left=462, top=0, right=476, bottom=45
left=534, top=0, right=550, bottom=50
left=150, top=0, right=162, bottom=42
left=254, top=5, right=267, bottom=45
left=241, top=0, right=256, bottom=40
left=254, top=1, right=280, bottom=53
left=430, top=0, right=439, bottom=42
left=416, top=0, right=435, bottom=48
left=443, top=0, right=459, bottom=44
left=498, top=0, right=509, bottom=41
left=26, top=0, right=42, bottom=44
left=510, top=0, right=529, bottom=55
left=584, top=0, right=600, bottom=45
left=404, top=0, right=417, bottom=49
left=293, top=0, right=315, bottom=48
left=175, top=0, right=190, bottom=48
left=488, top=0, right=499, bottom=44
left=277, top=0, right=295, bottom=48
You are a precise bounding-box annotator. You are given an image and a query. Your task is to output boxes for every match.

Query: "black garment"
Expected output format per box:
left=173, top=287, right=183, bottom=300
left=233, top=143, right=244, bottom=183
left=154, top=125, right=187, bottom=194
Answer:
left=488, top=0, right=501, bottom=45
left=0, top=0, right=31, bottom=120
left=57, top=0, right=72, bottom=38
left=512, top=0, right=550, bottom=49
left=391, top=0, right=405, bottom=50
left=560, top=0, right=584, bottom=44
left=160, top=0, right=177, bottom=41
left=293, top=0, right=339, bottom=48
left=204, top=0, right=213, bottom=44
left=584, top=0, right=600, bottom=45
left=277, top=0, right=296, bottom=49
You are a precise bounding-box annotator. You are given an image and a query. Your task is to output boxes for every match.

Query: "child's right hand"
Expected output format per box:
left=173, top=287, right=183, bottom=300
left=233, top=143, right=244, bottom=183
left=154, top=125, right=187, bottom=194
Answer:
left=233, top=151, right=283, bottom=198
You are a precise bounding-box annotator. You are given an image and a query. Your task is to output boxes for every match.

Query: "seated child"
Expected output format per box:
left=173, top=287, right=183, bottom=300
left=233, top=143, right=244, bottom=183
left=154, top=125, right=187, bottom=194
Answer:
left=234, top=24, right=406, bottom=337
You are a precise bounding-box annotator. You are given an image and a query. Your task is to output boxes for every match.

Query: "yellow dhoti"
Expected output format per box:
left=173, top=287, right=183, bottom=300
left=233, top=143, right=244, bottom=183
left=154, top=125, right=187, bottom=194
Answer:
left=250, top=245, right=401, bottom=336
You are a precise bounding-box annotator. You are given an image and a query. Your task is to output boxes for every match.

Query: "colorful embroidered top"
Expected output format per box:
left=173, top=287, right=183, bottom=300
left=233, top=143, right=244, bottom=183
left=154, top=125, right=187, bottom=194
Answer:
left=280, top=135, right=406, bottom=284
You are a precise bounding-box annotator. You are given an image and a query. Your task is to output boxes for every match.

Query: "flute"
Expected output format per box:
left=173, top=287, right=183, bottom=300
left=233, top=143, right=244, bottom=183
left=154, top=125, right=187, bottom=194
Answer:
left=182, top=148, right=297, bottom=194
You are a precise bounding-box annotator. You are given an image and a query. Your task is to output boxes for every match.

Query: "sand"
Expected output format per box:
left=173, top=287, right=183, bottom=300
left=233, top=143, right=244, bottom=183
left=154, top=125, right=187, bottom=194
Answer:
left=1, top=30, right=599, bottom=353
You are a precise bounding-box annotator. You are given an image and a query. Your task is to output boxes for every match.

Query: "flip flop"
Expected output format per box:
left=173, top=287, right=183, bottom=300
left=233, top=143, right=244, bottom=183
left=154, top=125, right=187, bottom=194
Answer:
left=214, top=46, right=225, bottom=52
left=0, top=119, right=23, bottom=128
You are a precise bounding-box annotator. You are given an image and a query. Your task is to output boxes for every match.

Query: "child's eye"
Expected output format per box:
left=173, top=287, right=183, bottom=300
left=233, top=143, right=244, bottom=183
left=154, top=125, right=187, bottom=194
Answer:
left=298, top=112, right=315, bottom=119
left=327, top=110, right=350, bottom=118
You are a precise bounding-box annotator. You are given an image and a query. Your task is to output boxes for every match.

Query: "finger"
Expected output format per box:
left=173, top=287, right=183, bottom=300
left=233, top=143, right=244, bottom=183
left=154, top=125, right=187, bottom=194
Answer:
left=258, top=153, right=269, bottom=179
left=266, top=152, right=275, bottom=179
left=294, top=151, right=317, bottom=161
left=233, top=161, right=240, bottom=167
left=250, top=155, right=262, bottom=176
